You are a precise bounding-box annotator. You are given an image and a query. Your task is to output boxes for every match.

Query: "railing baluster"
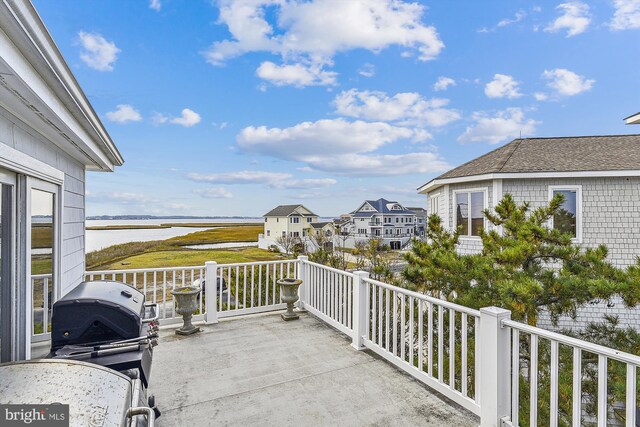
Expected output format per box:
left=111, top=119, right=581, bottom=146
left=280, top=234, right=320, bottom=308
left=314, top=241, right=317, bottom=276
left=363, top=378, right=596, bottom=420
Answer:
left=438, top=305, right=444, bottom=382
left=474, top=316, right=480, bottom=402
left=43, top=278, right=49, bottom=335
left=347, top=277, right=352, bottom=329
left=512, top=329, right=520, bottom=424
left=401, top=293, right=406, bottom=361
left=572, top=347, right=582, bottom=427
left=530, top=334, right=539, bottom=427
left=258, top=265, right=262, bottom=307
left=409, top=296, right=414, bottom=366
left=550, top=340, right=559, bottom=427
left=418, top=299, right=424, bottom=371
left=235, top=266, right=239, bottom=311
left=393, top=291, right=398, bottom=356
left=162, top=271, right=167, bottom=319
left=449, top=308, right=455, bottom=387
left=378, top=286, right=383, bottom=347
left=597, top=355, right=607, bottom=427
left=626, top=364, right=637, bottom=427
left=243, top=265, right=247, bottom=309
left=385, top=288, right=391, bottom=352
left=371, top=283, right=377, bottom=342
left=227, top=267, right=232, bottom=309
left=428, top=302, right=434, bottom=377
left=462, top=312, right=468, bottom=397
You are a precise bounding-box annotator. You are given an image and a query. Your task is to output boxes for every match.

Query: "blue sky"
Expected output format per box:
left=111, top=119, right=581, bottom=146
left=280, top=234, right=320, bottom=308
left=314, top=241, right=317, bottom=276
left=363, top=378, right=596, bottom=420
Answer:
left=33, top=0, right=640, bottom=217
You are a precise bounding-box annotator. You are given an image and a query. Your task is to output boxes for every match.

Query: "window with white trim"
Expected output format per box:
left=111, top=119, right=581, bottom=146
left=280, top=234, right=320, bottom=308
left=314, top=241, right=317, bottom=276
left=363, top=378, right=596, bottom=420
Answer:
left=454, top=190, right=486, bottom=237
left=429, top=195, right=440, bottom=216
left=549, top=186, right=581, bottom=241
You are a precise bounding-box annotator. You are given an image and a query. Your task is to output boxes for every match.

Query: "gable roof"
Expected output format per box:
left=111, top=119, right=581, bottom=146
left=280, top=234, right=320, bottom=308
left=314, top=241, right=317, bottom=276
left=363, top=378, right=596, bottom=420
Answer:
left=310, top=222, right=333, bottom=229
left=419, top=134, right=640, bottom=192
left=352, top=198, right=414, bottom=216
left=263, top=204, right=317, bottom=217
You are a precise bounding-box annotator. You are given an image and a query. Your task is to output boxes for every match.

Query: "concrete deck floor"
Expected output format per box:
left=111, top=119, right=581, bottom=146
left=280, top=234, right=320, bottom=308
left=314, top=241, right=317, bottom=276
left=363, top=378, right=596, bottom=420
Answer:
left=151, top=312, right=479, bottom=427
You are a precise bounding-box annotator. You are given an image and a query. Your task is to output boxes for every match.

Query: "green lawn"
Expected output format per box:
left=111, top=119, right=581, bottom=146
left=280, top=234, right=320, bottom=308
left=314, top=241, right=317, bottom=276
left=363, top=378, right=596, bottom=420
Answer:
left=97, top=247, right=287, bottom=270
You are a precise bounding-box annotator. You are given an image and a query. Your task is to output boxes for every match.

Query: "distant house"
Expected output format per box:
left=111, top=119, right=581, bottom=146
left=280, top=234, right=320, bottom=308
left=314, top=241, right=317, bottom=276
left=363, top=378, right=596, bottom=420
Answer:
left=0, top=2, right=123, bottom=361
left=345, top=198, right=416, bottom=249
left=259, top=204, right=321, bottom=251
left=418, top=134, right=640, bottom=327
left=407, top=207, right=428, bottom=238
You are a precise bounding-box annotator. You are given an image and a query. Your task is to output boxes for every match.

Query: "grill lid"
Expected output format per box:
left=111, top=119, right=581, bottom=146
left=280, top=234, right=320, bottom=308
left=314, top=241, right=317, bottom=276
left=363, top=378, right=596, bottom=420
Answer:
left=61, top=280, right=145, bottom=315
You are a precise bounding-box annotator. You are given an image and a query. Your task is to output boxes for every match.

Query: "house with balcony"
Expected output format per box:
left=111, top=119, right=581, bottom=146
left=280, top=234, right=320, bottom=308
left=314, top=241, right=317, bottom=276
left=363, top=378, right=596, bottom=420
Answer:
left=418, top=133, right=640, bottom=328
left=0, top=1, right=123, bottom=362
left=343, top=198, right=416, bottom=249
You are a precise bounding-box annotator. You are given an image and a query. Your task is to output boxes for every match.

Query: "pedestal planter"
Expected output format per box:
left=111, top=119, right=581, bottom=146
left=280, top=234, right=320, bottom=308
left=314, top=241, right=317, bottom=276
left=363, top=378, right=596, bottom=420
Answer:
left=278, top=278, right=302, bottom=321
left=171, top=286, right=201, bottom=335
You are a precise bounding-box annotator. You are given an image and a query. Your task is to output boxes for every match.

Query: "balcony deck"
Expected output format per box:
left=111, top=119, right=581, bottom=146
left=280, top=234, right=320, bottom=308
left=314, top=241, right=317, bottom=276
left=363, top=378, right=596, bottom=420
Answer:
left=151, top=312, right=479, bottom=426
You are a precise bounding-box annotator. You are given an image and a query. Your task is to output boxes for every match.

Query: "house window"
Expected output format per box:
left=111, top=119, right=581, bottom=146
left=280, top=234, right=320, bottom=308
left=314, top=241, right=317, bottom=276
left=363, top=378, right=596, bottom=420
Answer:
left=395, top=218, right=399, bottom=223
left=549, top=186, right=581, bottom=241
left=290, top=217, right=300, bottom=224
left=455, top=190, right=486, bottom=237
left=292, top=231, right=299, bottom=237
left=282, top=231, right=286, bottom=237
left=267, top=230, right=270, bottom=237
left=265, top=218, right=268, bottom=222
left=307, top=217, right=312, bottom=223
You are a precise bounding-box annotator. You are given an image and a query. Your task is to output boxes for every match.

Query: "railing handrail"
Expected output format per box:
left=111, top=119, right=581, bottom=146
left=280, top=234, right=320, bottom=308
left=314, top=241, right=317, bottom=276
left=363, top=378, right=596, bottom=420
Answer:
left=304, top=260, right=355, bottom=277
left=87, top=266, right=205, bottom=275
left=362, top=276, right=481, bottom=318
left=216, top=259, right=296, bottom=268
left=502, top=318, right=640, bottom=366
left=31, top=273, right=52, bottom=279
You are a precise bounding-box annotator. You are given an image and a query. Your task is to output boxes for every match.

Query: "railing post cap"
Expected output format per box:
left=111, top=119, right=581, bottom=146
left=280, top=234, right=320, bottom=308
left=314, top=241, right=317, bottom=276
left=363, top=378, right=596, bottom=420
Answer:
left=480, top=306, right=511, bottom=318
left=297, top=255, right=309, bottom=261
left=205, top=261, right=218, bottom=266
left=353, top=270, right=369, bottom=278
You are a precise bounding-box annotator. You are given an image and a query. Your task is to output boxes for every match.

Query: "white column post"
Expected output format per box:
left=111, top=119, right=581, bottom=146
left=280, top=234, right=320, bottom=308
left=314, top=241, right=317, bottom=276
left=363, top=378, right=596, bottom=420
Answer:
left=479, top=306, right=512, bottom=427
left=351, top=271, right=370, bottom=350
left=204, top=261, right=218, bottom=324
left=297, top=255, right=308, bottom=310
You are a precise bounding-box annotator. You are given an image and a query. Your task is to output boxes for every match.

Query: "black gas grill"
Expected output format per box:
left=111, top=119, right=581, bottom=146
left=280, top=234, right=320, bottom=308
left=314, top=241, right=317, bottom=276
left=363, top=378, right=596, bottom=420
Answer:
left=47, top=280, right=160, bottom=418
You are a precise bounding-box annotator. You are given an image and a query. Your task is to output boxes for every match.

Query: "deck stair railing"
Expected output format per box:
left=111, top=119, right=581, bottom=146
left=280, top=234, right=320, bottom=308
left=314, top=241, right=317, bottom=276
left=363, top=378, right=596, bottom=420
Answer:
left=30, top=255, right=640, bottom=427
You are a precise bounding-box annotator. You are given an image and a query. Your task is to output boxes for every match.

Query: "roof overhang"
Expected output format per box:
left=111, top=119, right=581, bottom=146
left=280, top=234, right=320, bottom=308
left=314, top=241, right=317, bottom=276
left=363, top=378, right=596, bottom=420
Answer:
left=624, top=112, right=640, bottom=125
left=417, top=170, right=640, bottom=194
left=0, top=2, right=123, bottom=171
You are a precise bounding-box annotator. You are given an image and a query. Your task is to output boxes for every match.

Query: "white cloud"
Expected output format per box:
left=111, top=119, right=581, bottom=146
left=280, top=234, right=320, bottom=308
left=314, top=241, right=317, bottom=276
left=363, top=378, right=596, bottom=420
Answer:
left=105, top=104, right=142, bottom=123
left=187, top=170, right=336, bottom=189
left=238, top=118, right=424, bottom=161
left=193, top=187, right=233, bottom=199
left=154, top=108, right=201, bottom=127
left=533, top=92, right=548, bottom=101
left=149, top=0, right=161, bottom=11
left=498, top=10, right=527, bottom=27
left=545, top=1, right=591, bottom=37
left=358, top=63, right=375, bottom=78
left=92, top=192, right=189, bottom=214
left=433, top=76, right=456, bottom=91
left=236, top=118, right=450, bottom=176
left=484, top=74, right=523, bottom=99
left=609, top=0, right=640, bottom=30
left=478, top=10, right=526, bottom=33
left=542, top=68, right=594, bottom=96
left=333, top=89, right=460, bottom=127
left=256, top=61, right=337, bottom=87
left=458, top=108, right=539, bottom=145
left=204, top=0, right=444, bottom=87
left=78, top=32, right=120, bottom=71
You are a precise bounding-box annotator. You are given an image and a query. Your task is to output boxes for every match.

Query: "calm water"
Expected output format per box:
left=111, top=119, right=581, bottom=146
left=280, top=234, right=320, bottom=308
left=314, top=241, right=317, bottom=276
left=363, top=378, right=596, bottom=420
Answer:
left=85, top=218, right=262, bottom=252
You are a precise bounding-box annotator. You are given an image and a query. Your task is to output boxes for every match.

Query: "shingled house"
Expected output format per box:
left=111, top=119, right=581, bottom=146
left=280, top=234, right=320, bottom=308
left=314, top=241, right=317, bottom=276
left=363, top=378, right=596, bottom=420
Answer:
left=418, top=134, right=640, bottom=328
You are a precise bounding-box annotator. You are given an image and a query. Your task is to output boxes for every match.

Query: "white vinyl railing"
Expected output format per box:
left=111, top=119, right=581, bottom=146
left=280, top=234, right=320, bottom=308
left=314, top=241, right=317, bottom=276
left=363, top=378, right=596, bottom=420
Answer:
left=302, top=260, right=354, bottom=335
left=360, top=276, right=481, bottom=415
left=501, top=317, right=640, bottom=427
left=31, top=256, right=639, bottom=427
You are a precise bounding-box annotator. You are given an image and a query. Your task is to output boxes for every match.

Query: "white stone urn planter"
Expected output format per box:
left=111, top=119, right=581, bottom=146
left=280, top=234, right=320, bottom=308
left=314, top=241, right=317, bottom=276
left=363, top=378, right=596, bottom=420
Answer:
left=277, top=278, right=302, bottom=321
left=171, top=286, right=201, bottom=335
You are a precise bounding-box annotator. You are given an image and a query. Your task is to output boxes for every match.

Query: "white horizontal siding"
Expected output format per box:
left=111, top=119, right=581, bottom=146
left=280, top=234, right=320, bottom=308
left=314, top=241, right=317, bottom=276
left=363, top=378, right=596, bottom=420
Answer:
left=0, top=109, right=86, bottom=296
